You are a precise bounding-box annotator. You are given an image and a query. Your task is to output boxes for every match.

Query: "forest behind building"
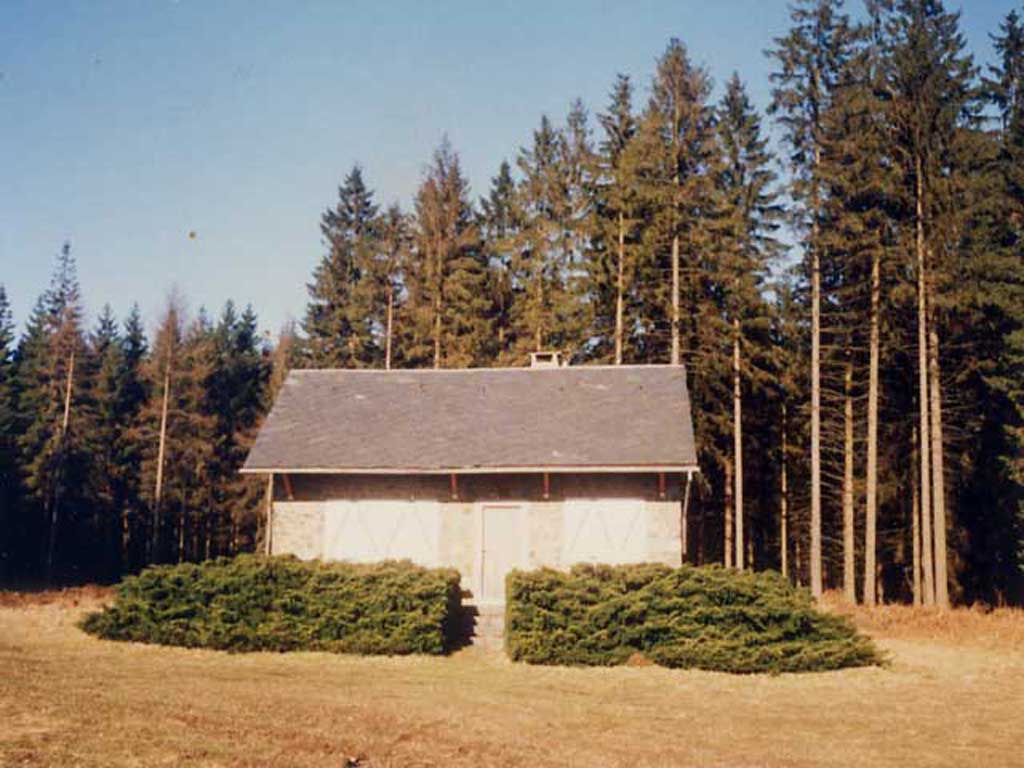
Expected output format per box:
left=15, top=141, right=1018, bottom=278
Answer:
left=1, top=0, right=1022, bottom=607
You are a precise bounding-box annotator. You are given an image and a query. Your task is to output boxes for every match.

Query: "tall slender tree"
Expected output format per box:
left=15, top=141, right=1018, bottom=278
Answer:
left=305, top=165, right=380, bottom=367
left=769, top=0, right=855, bottom=597
left=406, top=139, right=490, bottom=368
left=716, top=73, right=784, bottom=571
left=0, top=286, right=20, bottom=583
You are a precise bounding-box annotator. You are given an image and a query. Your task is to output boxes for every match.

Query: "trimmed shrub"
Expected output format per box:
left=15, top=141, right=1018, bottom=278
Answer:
left=80, top=554, right=462, bottom=655
left=506, top=563, right=882, bottom=673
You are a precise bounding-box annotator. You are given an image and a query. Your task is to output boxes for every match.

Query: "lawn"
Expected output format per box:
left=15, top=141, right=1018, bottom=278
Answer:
left=1, top=589, right=1022, bottom=767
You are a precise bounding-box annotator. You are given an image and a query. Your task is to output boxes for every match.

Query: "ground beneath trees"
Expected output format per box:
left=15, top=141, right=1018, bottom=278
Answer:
left=1, top=590, right=1021, bottom=767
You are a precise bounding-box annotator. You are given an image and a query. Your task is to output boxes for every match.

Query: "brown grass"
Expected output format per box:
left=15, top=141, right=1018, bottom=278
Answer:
left=1, top=590, right=1022, bottom=767
left=821, top=590, right=1024, bottom=651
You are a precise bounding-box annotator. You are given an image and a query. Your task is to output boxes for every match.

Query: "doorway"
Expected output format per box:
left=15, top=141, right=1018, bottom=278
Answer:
left=477, top=504, right=527, bottom=605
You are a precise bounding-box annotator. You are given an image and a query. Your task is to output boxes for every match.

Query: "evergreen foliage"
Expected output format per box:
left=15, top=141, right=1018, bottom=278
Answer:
left=80, top=554, right=462, bottom=655
left=3, top=6, right=1024, bottom=606
left=506, top=563, right=881, bottom=673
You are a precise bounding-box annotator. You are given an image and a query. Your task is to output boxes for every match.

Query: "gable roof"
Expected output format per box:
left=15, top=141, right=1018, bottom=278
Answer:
left=242, top=365, right=698, bottom=474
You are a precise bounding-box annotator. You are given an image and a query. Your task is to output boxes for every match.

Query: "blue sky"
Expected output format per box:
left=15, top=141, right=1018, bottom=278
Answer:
left=0, top=0, right=1018, bottom=337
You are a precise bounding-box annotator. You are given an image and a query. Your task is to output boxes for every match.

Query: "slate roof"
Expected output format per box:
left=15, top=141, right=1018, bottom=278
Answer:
left=242, top=365, right=698, bottom=473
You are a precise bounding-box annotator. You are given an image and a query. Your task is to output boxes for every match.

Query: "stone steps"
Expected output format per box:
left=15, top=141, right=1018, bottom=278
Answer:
left=469, top=603, right=506, bottom=648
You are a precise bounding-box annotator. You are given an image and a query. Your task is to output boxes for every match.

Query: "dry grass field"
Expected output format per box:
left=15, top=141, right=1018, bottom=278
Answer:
left=1, top=589, right=1022, bottom=768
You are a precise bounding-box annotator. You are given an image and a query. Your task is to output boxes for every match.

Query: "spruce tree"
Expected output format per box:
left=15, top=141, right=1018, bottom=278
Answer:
left=592, top=75, right=641, bottom=364
left=406, top=139, right=490, bottom=368
left=815, top=9, right=901, bottom=603
left=0, top=286, right=20, bottom=583
left=881, top=0, right=978, bottom=608
left=304, top=165, right=380, bottom=368
left=715, top=73, right=783, bottom=570
left=480, top=160, right=519, bottom=362
left=15, top=244, right=93, bottom=582
left=642, top=39, right=719, bottom=366
left=511, top=115, right=582, bottom=359
left=768, top=0, right=855, bottom=597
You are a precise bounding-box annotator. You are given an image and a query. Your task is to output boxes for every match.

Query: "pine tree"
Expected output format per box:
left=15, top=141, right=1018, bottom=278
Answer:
left=15, top=244, right=93, bottom=582
left=715, top=73, right=784, bottom=570
left=768, top=0, right=855, bottom=597
left=406, top=139, right=491, bottom=368
left=480, top=160, right=519, bottom=361
left=510, top=115, right=583, bottom=359
left=116, top=305, right=148, bottom=571
left=369, top=204, right=410, bottom=370
left=89, top=305, right=129, bottom=578
left=882, top=0, right=978, bottom=608
left=304, top=165, right=380, bottom=368
left=593, top=75, right=642, bottom=364
left=0, top=286, right=20, bottom=583
left=137, top=297, right=183, bottom=562
left=815, top=8, right=901, bottom=603
left=642, top=39, right=719, bottom=366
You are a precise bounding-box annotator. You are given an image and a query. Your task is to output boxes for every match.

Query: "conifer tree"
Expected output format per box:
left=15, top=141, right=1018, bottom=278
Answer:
left=89, top=305, right=128, bottom=577
left=593, top=75, right=641, bottom=364
left=881, top=0, right=978, bottom=608
left=715, top=73, right=783, bottom=570
left=370, top=205, right=409, bottom=370
left=407, top=139, right=490, bottom=368
left=16, top=244, right=93, bottom=581
left=768, top=0, right=855, bottom=597
left=480, top=160, right=519, bottom=361
left=643, top=39, right=719, bottom=366
left=510, top=115, right=583, bottom=359
left=305, top=165, right=379, bottom=367
left=0, top=286, right=20, bottom=582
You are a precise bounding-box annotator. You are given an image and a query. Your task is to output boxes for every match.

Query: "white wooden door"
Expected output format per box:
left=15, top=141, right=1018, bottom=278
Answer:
left=561, top=499, right=647, bottom=565
left=322, top=500, right=440, bottom=566
left=479, top=504, right=526, bottom=604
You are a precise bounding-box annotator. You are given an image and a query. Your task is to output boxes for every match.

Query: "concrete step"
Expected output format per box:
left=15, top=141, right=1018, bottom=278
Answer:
left=469, top=603, right=506, bottom=648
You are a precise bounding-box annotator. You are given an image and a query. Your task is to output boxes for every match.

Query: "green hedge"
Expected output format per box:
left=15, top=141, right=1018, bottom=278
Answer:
left=506, top=563, right=882, bottom=673
left=80, top=555, right=462, bottom=655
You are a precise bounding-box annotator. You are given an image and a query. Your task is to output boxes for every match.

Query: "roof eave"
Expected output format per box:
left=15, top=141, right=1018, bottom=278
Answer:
left=240, top=463, right=700, bottom=475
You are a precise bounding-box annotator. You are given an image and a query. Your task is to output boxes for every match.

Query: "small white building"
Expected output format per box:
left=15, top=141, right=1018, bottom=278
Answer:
left=242, top=358, right=699, bottom=607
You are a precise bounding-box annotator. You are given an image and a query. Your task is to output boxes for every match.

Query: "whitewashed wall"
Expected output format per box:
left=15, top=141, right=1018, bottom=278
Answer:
left=270, top=473, right=683, bottom=602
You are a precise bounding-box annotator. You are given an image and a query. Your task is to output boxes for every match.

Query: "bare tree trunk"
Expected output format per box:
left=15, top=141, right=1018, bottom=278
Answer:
left=929, top=327, right=949, bottom=608
left=915, top=159, right=935, bottom=606
left=385, top=285, right=394, bottom=371
left=615, top=211, right=625, bottom=365
left=46, top=348, right=76, bottom=582
left=433, top=242, right=443, bottom=369
left=911, top=426, right=922, bottom=606
left=864, top=251, right=880, bottom=606
left=780, top=403, right=789, bottom=580
left=810, top=228, right=823, bottom=598
left=724, top=459, right=734, bottom=569
left=843, top=356, right=855, bottom=603
left=733, top=318, right=744, bottom=571
left=153, top=350, right=172, bottom=562
left=433, top=296, right=442, bottom=369
left=671, top=234, right=680, bottom=365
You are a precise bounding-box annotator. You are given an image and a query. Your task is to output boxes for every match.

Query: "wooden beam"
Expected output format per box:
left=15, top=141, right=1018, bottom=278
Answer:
left=281, top=473, right=294, bottom=501
left=450, top=473, right=459, bottom=500
left=658, top=472, right=667, bottom=500
left=542, top=472, right=551, bottom=500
